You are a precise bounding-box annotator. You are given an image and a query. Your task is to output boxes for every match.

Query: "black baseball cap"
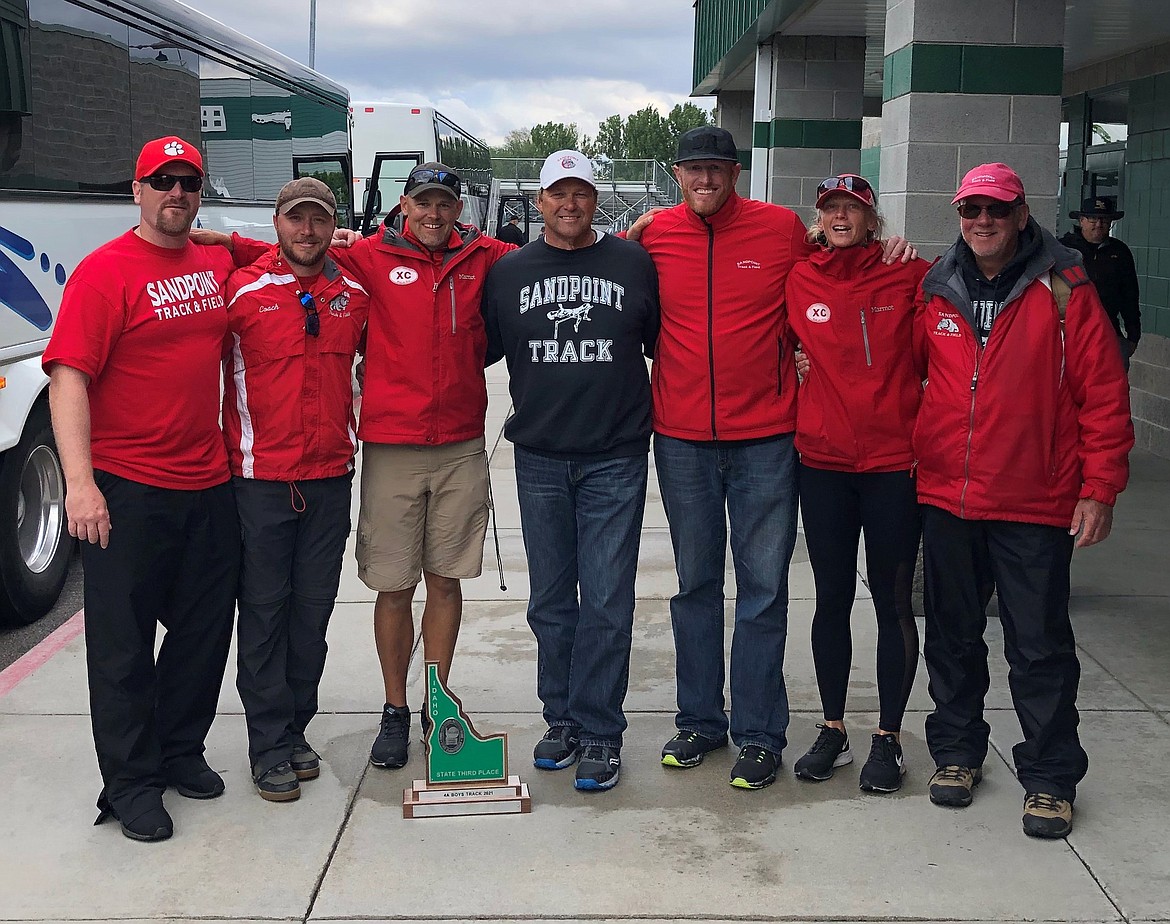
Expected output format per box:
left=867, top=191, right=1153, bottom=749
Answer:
left=403, top=162, right=461, bottom=200
left=674, top=126, right=738, bottom=165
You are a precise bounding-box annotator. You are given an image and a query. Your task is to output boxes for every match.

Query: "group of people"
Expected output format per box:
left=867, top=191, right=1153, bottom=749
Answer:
left=46, top=125, right=1132, bottom=845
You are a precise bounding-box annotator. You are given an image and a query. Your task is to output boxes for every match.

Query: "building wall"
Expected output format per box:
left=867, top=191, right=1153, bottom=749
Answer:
left=1122, top=73, right=1170, bottom=456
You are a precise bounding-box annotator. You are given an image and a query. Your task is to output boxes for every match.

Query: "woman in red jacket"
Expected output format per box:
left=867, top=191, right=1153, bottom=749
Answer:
left=785, top=175, right=929, bottom=792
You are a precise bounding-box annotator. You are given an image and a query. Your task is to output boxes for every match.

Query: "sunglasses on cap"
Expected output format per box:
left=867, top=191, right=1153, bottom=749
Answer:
left=139, top=174, right=203, bottom=193
left=299, top=291, right=320, bottom=337
left=403, top=167, right=461, bottom=196
left=816, top=175, right=873, bottom=199
left=956, top=200, right=1019, bottom=220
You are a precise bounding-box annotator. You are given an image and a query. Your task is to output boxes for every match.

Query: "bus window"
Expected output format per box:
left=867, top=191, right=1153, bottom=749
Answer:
left=296, top=155, right=352, bottom=229
left=361, top=152, right=420, bottom=234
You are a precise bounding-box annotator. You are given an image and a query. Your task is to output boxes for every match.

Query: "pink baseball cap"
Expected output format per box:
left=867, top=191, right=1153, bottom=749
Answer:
left=815, top=174, right=876, bottom=209
left=136, top=136, right=203, bottom=179
left=952, top=163, right=1025, bottom=204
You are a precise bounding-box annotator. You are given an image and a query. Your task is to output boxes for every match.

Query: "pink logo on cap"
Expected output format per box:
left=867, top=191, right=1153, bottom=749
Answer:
left=561, top=156, right=577, bottom=168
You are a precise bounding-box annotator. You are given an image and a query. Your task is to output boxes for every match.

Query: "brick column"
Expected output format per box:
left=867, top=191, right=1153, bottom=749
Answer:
left=880, top=0, right=1065, bottom=255
left=755, top=35, right=865, bottom=211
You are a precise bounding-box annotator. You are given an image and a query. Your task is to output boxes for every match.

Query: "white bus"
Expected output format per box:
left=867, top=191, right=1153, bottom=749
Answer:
left=0, top=0, right=352, bottom=625
left=350, top=101, right=492, bottom=234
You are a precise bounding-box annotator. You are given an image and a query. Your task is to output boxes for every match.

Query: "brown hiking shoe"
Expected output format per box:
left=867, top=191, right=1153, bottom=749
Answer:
left=928, top=765, right=982, bottom=807
left=1022, top=792, right=1073, bottom=839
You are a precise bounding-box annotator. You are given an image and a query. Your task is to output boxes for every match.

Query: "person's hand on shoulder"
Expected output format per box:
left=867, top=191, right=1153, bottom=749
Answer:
left=625, top=207, right=665, bottom=243
left=189, top=228, right=233, bottom=251
left=332, top=228, right=361, bottom=248
left=881, top=236, right=918, bottom=264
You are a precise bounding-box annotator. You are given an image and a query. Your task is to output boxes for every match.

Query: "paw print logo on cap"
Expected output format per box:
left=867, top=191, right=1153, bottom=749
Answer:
left=163, top=141, right=185, bottom=156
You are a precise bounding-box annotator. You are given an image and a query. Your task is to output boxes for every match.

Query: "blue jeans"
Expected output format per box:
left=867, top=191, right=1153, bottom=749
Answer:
left=515, top=447, right=648, bottom=749
left=653, top=433, right=798, bottom=754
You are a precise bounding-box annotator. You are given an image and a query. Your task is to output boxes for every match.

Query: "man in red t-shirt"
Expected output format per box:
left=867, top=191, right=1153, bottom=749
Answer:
left=43, top=137, right=239, bottom=843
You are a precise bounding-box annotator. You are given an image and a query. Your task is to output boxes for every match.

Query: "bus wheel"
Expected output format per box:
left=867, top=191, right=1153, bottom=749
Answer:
left=0, top=402, right=74, bottom=627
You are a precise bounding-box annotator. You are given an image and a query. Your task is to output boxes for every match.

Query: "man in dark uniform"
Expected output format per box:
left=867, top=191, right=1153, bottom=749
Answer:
left=1060, top=196, right=1141, bottom=370
left=497, top=214, right=527, bottom=247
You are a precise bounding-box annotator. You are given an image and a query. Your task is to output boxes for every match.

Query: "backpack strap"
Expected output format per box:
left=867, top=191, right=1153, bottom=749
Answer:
left=1049, top=264, right=1089, bottom=321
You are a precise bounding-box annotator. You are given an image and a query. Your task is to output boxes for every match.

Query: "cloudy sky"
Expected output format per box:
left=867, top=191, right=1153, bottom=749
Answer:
left=184, top=0, right=707, bottom=146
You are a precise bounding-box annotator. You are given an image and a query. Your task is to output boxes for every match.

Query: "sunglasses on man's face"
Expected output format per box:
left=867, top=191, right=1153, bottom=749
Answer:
left=139, top=174, right=203, bottom=193
left=956, top=201, right=1018, bottom=220
left=299, top=291, right=320, bottom=337
left=403, top=168, right=461, bottom=197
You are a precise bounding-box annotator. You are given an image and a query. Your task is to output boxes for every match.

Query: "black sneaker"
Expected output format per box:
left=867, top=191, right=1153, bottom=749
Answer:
left=253, top=760, right=301, bottom=802
left=370, top=703, right=411, bottom=769
left=661, top=730, right=729, bottom=768
left=533, top=725, right=581, bottom=770
left=859, top=733, right=906, bottom=793
left=94, top=793, right=173, bottom=843
left=793, top=724, right=853, bottom=781
left=928, top=765, right=982, bottom=807
left=574, top=745, right=621, bottom=791
left=420, top=707, right=433, bottom=744
left=1022, top=792, right=1073, bottom=839
left=163, top=756, right=225, bottom=799
left=289, top=744, right=320, bottom=781
left=729, top=745, right=780, bottom=789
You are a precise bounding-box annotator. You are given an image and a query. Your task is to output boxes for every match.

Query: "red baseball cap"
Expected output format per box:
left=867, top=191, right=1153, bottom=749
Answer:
left=135, top=136, right=203, bottom=179
left=951, top=163, right=1025, bottom=204
left=815, top=174, right=876, bottom=209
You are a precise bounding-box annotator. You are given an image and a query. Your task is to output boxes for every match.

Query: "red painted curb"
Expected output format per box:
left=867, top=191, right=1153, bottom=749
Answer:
left=0, top=610, right=85, bottom=699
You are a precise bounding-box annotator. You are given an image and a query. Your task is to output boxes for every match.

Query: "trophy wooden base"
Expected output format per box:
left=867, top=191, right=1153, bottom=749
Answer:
left=402, top=775, right=531, bottom=819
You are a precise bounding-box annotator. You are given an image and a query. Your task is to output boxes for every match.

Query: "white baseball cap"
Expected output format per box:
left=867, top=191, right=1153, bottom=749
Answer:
left=539, top=150, right=596, bottom=190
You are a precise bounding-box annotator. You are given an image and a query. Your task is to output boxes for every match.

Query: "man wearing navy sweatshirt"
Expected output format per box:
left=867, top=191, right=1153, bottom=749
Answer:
left=481, top=150, right=660, bottom=792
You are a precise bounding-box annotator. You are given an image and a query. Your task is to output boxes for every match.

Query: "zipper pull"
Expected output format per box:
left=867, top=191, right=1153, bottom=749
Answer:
left=970, top=370, right=978, bottom=391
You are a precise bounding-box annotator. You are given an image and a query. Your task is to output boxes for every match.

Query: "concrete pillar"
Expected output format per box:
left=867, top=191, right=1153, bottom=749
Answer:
left=714, top=90, right=753, bottom=198
left=750, top=40, right=775, bottom=201
left=880, top=0, right=1065, bottom=255
left=759, top=35, right=865, bottom=212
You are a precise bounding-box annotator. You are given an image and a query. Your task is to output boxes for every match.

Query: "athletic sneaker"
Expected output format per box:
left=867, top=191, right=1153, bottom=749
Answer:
left=369, top=703, right=411, bottom=769
left=858, top=733, right=906, bottom=793
left=928, top=764, right=982, bottom=807
left=533, top=725, right=581, bottom=770
left=1022, top=792, right=1073, bottom=839
left=289, top=743, right=321, bottom=781
left=420, top=707, right=432, bottom=744
left=574, top=745, right=621, bottom=791
left=729, top=744, right=780, bottom=790
left=793, top=724, right=853, bottom=781
left=253, top=760, right=300, bottom=802
left=660, top=730, right=729, bottom=768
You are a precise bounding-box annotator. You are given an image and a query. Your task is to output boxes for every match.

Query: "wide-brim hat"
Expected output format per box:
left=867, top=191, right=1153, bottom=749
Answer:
left=1070, top=195, right=1124, bottom=220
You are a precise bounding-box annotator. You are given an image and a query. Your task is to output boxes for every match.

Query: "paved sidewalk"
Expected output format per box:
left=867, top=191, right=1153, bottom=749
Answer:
left=2, top=364, right=1168, bottom=923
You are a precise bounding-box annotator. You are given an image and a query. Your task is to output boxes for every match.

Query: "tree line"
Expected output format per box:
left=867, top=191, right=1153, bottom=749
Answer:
left=491, top=103, right=712, bottom=166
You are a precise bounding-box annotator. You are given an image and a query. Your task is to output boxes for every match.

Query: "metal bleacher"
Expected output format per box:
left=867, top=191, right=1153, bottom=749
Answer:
left=487, top=157, right=682, bottom=235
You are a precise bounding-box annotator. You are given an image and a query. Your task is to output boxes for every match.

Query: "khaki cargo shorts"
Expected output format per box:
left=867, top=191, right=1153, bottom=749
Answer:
left=356, top=437, right=490, bottom=592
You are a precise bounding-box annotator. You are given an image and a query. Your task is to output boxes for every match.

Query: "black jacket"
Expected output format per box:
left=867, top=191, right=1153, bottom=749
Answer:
left=1059, top=229, right=1141, bottom=343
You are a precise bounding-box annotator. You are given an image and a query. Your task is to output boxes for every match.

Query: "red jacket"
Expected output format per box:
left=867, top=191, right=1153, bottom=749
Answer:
left=913, top=226, right=1133, bottom=527
left=222, top=247, right=369, bottom=480
left=333, top=223, right=514, bottom=445
left=639, top=194, right=815, bottom=441
left=786, top=243, right=930, bottom=472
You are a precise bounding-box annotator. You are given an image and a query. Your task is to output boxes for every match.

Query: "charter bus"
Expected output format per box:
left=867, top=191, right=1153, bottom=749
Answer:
left=350, top=101, right=493, bottom=234
left=0, top=0, right=352, bottom=626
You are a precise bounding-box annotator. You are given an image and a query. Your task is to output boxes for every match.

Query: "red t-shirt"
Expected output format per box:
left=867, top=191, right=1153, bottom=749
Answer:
left=43, top=230, right=237, bottom=490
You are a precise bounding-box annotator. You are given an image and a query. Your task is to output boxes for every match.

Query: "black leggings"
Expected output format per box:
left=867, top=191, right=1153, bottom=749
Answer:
left=799, top=464, right=921, bottom=732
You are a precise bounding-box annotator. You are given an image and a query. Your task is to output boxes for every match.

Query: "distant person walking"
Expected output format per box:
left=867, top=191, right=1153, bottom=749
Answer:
left=1060, top=196, right=1141, bottom=370
left=496, top=214, right=527, bottom=247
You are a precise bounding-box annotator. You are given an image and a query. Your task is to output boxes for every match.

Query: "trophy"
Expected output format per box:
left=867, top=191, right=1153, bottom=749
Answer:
left=402, top=662, right=531, bottom=818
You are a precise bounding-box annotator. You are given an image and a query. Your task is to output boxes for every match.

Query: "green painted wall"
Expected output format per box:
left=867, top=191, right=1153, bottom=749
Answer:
left=860, top=145, right=881, bottom=196
left=883, top=43, right=1063, bottom=102
left=693, top=0, right=767, bottom=91
left=1123, top=74, right=1170, bottom=339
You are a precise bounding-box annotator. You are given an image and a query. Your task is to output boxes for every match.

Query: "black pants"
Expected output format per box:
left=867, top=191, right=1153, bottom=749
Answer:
left=83, top=472, right=239, bottom=819
left=234, top=474, right=352, bottom=776
left=799, top=464, right=920, bottom=732
left=921, top=505, right=1087, bottom=801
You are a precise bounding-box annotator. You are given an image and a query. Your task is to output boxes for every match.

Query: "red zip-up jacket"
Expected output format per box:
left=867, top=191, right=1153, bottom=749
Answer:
left=639, top=194, right=815, bottom=441
left=222, top=246, right=369, bottom=481
left=332, top=223, right=514, bottom=445
left=913, top=225, right=1133, bottom=527
left=786, top=242, right=930, bottom=472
